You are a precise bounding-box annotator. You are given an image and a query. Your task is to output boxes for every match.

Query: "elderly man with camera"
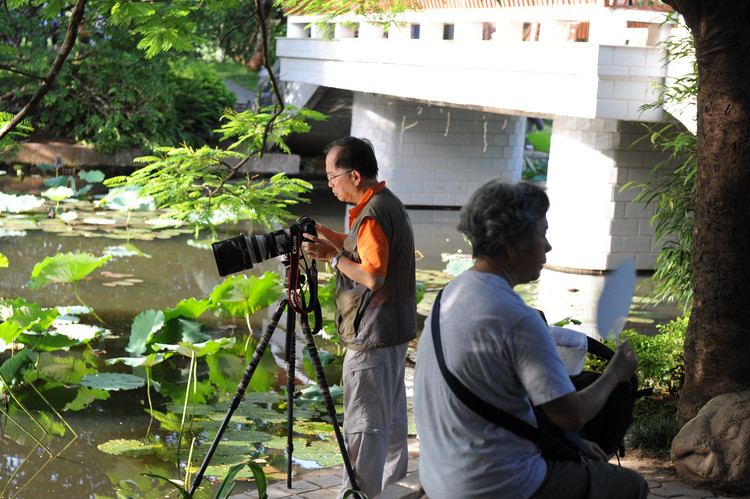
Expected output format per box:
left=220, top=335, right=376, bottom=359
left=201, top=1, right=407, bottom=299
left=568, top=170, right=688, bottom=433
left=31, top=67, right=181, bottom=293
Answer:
left=302, top=136, right=417, bottom=499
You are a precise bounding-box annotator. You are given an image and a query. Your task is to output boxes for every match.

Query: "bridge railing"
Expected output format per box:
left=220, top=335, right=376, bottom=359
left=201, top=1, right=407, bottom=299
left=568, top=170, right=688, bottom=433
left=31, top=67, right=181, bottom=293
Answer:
left=419, top=0, right=671, bottom=10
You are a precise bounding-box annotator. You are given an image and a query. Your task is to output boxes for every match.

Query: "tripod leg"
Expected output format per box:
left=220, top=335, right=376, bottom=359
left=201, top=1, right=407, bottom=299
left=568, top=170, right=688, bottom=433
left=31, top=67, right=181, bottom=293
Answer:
left=285, top=303, right=296, bottom=488
left=299, top=314, right=360, bottom=492
left=189, top=298, right=287, bottom=495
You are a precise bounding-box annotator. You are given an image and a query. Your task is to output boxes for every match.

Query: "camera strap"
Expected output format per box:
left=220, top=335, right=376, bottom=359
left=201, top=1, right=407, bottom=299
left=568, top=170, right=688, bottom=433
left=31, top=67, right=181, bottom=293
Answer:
left=287, top=225, right=323, bottom=335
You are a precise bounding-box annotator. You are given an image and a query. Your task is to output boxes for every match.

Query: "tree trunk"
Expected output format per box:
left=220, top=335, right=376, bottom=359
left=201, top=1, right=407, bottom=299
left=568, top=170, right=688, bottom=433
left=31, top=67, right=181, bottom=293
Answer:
left=665, top=1, right=750, bottom=428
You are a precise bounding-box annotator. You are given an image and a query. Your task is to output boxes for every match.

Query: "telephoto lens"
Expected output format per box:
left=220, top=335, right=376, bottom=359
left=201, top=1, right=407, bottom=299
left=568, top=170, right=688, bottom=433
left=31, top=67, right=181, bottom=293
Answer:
left=211, top=217, right=317, bottom=276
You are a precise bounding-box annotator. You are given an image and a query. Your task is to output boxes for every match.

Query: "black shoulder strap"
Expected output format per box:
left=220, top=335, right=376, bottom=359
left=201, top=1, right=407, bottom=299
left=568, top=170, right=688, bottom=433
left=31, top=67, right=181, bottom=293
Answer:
left=431, top=289, right=545, bottom=445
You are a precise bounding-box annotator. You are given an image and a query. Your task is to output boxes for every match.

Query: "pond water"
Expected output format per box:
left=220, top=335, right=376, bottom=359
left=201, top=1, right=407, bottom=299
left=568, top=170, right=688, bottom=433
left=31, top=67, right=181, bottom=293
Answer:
left=0, top=182, right=678, bottom=498
left=0, top=184, right=474, bottom=498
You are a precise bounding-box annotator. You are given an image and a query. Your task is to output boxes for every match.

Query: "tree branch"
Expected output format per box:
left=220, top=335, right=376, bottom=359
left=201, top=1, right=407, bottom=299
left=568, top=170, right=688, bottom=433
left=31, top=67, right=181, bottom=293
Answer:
left=0, top=0, right=88, bottom=141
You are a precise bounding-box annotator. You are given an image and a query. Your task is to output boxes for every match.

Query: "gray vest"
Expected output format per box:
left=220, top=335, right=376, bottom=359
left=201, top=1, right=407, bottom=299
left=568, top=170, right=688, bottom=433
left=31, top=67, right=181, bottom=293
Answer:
left=335, top=187, right=417, bottom=351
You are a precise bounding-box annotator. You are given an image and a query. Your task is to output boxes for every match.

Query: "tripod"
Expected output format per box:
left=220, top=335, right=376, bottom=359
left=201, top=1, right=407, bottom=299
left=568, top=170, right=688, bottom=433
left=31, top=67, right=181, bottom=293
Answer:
left=189, top=256, right=359, bottom=495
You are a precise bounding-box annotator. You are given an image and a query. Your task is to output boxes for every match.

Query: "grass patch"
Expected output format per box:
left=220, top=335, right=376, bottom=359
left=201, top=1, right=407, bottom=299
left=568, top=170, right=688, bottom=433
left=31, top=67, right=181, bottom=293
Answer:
left=207, top=60, right=259, bottom=91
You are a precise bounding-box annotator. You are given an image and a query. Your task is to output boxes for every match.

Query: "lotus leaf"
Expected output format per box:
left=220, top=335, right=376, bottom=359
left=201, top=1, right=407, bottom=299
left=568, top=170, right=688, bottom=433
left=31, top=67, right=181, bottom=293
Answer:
left=163, top=298, right=211, bottom=321
left=205, top=348, right=276, bottom=394
left=0, top=298, right=59, bottom=332
left=78, top=169, right=105, bottom=183
left=42, top=186, right=75, bottom=202
left=261, top=436, right=308, bottom=451
left=209, top=272, right=281, bottom=319
left=126, top=309, right=166, bottom=356
left=107, top=352, right=173, bottom=368
left=27, top=252, right=113, bottom=289
left=16, top=331, right=90, bottom=351
left=0, top=347, right=35, bottom=388
left=103, top=186, right=155, bottom=212
left=145, top=218, right=183, bottom=228
left=82, top=217, right=117, bottom=225
left=64, top=385, right=110, bottom=411
left=49, top=322, right=107, bottom=342
left=98, top=438, right=165, bottom=456
left=43, top=175, right=73, bottom=188
left=0, top=192, right=44, bottom=213
left=80, top=372, right=145, bottom=391
left=293, top=438, right=342, bottom=467
left=38, top=354, right=97, bottom=384
left=103, top=243, right=150, bottom=258
left=59, top=211, right=78, bottom=223
left=0, top=321, right=25, bottom=351
left=155, top=337, right=235, bottom=357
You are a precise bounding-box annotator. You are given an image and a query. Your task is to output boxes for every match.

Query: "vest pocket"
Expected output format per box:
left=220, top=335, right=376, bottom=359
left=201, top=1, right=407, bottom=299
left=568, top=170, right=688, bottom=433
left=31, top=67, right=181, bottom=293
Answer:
left=335, top=289, right=363, bottom=344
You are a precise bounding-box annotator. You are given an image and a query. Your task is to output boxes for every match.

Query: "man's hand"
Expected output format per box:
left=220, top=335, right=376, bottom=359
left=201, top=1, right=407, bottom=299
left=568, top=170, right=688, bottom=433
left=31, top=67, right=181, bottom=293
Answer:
left=609, top=339, right=639, bottom=383
left=582, top=439, right=608, bottom=462
left=302, top=233, right=338, bottom=263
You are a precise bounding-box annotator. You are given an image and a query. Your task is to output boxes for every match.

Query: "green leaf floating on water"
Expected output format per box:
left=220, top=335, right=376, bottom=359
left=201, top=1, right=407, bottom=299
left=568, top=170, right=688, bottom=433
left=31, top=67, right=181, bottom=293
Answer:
left=107, top=352, right=173, bottom=368
left=98, top=438, right=165, bottom=456
left=27, top=252, right=112, bottom=289
left=80, top=372, right=145, bottom=391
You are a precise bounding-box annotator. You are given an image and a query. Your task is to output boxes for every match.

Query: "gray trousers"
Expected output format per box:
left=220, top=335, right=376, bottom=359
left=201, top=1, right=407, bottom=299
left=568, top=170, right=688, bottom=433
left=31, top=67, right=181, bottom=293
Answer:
left=337, top=342, right=409, bottom=499
left=530, top=458, right=648, bottom=499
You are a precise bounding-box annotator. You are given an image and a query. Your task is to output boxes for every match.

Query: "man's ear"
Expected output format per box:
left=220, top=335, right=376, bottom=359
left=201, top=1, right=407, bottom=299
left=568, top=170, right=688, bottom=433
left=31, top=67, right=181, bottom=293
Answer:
left=504, top=243, right=517, bottom=259
left=350, top=169, right=362, bottom=185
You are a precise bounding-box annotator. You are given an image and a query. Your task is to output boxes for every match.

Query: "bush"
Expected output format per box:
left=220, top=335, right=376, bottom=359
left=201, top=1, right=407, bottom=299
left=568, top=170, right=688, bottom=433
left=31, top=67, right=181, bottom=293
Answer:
left=6, top=24, right=236, bottom=154
left=585, top=315, right=687, bottom=454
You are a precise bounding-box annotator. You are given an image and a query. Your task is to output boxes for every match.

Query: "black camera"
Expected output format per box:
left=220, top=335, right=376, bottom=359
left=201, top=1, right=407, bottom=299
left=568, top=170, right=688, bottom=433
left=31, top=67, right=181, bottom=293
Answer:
left=212, top=216, right=317, bottom=276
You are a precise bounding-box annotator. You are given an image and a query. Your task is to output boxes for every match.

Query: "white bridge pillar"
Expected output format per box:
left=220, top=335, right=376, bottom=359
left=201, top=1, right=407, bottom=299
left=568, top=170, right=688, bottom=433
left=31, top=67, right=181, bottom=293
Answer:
left=349, top=92, right=525, bottom=266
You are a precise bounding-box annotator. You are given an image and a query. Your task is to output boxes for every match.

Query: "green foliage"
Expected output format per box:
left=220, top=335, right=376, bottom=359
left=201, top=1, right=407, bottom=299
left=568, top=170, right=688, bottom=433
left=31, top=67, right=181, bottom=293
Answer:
left=105, top=147, right=315, bottom=235
left=628, top=13, right=697, bottom=311
left=590, top=316, right=687, bottom=396
left=1, top=11, right=235, bottom=153
left=522, top=155, right=548, bottom=183
left=80, top=372, right=146, bottom=391
left=277, top=0, right=423, bottom=32
left=525, top=129, right=551, bottom=154
left=584, top=316, right=687, bottom=454
left=0, top=112, right=33, bottom=153
left=626, top=412, right=677, bottom=456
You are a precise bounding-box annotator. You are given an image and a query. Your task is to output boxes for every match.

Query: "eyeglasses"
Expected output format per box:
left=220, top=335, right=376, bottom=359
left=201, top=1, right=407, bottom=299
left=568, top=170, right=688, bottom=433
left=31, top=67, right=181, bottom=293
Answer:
left=326, top=170, right=353, bottom=182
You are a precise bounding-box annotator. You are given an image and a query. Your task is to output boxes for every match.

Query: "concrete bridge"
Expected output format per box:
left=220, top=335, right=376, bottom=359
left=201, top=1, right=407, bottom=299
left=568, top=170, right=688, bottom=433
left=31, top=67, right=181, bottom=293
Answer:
left=3, top=2, right=691, bottom=282
left=276, top=0, right=692, bottom=288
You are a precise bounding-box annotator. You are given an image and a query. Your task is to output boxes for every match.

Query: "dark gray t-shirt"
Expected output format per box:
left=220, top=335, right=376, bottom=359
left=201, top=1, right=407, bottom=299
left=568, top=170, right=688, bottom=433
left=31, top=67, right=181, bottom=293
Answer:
left=414, top=270, right=575, bottom=499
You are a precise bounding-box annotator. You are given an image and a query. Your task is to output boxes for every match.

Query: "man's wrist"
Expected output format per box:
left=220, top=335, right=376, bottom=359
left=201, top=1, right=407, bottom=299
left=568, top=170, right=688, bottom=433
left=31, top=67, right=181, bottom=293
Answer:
left=330, top=252, right=344, bottom=269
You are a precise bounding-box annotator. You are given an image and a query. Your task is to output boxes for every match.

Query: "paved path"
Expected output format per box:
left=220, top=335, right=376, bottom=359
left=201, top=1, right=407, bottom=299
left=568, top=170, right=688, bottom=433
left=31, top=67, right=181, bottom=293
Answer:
left=228, top=441, right=744, bottom=499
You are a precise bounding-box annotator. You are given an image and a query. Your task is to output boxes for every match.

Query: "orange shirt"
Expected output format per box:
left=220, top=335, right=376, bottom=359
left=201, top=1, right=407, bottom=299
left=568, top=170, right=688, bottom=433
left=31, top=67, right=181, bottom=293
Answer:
left=348, top=181, right=390, bottom=277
